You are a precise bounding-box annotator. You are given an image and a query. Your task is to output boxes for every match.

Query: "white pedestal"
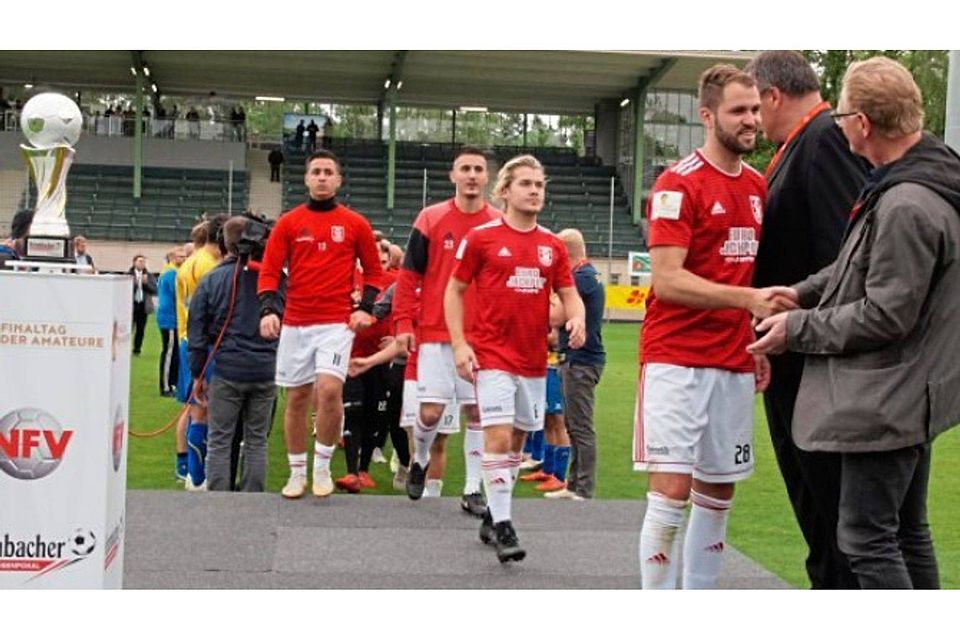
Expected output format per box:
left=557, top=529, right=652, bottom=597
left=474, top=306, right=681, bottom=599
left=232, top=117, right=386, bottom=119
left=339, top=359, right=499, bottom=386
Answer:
left=0, top=271, right=131, bottom=588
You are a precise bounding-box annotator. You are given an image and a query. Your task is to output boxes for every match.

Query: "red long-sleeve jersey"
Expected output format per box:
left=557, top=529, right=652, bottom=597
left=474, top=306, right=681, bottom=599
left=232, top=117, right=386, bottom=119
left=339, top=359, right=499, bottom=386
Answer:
left=257, top=202, right=384, bottom=326
left=393, top=199, right=501, bottom=343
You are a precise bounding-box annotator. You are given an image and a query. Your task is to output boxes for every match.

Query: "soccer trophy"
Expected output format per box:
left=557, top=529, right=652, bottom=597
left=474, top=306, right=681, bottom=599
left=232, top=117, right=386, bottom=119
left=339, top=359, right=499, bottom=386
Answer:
left=20, top=92, right=83, bottom=261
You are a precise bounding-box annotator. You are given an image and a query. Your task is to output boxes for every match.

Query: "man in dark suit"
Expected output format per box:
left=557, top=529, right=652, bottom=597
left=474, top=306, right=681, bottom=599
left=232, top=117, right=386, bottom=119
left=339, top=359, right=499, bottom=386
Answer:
left=746, top=50, right=868, bottom=589
left=129, top=254, right=158, bottom=355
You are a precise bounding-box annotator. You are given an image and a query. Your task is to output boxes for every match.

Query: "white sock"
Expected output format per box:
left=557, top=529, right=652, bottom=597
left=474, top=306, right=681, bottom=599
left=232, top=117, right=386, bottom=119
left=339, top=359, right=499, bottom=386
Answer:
left=482, top=453, right=514, bottom=523
left=424, top=479, right=444, bottom=498
left=639, top=492, right=688, bottom=589
left=413, top=414, right=438, bottom=468
left=682, top=490, right=732, bottom=589
left=508, top=451, right=523, bottom=483
left=288, top=453, right=307, bottom=479
left=463, top=423, right=484, bottom=494
left=313, top=441, right=335, bottom=475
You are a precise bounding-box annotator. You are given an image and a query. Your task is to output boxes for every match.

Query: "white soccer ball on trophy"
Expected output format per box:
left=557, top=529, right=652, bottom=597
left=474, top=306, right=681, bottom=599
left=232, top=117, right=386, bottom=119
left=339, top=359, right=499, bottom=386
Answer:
left=20, top=93, right=83, bottom=148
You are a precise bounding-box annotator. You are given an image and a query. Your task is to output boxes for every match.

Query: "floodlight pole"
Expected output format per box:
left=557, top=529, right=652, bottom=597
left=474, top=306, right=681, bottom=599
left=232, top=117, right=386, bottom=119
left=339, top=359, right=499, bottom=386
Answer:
left=422, top=167, right=428, bottom=208
left=386, top=86, right=398, bottom=211
left=132, top=62, right=144, bottom=200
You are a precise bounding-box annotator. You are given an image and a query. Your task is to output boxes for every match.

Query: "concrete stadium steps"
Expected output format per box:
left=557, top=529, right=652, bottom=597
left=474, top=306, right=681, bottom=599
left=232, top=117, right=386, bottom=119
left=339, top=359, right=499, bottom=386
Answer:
left=245, top=149, right=283, bottom=218
left=65, top=165, right=250, bottom=243
left=280, top=142, right=642, bottom=254
left=0, top=168, right=28, bottom=231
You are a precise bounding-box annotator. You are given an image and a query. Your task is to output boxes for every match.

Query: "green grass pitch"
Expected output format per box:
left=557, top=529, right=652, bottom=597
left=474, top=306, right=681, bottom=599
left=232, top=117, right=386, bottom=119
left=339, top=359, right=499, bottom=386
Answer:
left=127, top=322, right=959, bottom=588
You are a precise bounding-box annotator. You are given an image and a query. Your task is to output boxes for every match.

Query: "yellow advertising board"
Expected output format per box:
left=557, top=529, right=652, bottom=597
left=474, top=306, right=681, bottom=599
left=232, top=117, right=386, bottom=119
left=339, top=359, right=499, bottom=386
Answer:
left=605, top=285, right=650, bottom=310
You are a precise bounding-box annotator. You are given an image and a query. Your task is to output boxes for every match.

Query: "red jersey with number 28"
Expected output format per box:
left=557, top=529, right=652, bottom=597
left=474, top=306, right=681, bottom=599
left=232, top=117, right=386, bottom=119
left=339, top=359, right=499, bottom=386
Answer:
left=641, top=150, right=766, bottom=372
left=453, top=219, right=573, bottom=377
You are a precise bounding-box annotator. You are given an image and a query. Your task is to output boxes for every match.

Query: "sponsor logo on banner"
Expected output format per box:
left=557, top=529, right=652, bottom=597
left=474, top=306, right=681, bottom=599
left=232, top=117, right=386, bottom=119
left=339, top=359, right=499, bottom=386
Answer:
left=112, top=406, right=125, bottom=472
left=0, top=321, right=106, bottom=351
left=103, top=515, right=124, bottom=571
left=0, top=528, right=97, bottom=583
left=0, top=408, right=74, bottom=480
left=537, top=245, right=553, bottom=267
left=506, top=267, right=545, bottom=294
left=331, top=226, right=345, bottom=243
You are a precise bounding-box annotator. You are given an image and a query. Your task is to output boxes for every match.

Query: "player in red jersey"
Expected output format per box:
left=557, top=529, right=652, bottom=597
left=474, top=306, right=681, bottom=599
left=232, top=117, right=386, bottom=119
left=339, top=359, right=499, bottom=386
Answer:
left=446, top=155, right=586, bottom=563
left=258, top=150, right=385, bottom=499
left=634, top=65, right=796, bottom=588
left=393, top=147, right=502, bottom=515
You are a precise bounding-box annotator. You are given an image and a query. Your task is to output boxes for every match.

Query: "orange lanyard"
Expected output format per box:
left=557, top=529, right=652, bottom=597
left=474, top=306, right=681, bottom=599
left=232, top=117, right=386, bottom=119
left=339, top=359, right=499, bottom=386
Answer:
left=764, top=101, right=831, bottom=179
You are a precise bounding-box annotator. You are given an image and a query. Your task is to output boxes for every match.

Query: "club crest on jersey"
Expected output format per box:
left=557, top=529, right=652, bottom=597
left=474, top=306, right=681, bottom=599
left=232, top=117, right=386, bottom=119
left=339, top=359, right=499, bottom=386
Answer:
left=331, top=226, right=345, bottom=243
left=749, top=195, right=763, bottom=225
left=537, top=245, right=553, bottom=267
left=443, top=232, right=455, bottom=251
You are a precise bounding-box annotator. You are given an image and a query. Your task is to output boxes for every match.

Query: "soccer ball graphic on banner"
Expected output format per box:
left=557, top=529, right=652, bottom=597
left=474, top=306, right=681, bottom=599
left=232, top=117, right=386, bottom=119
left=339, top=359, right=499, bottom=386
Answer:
left=20, top=93, right=83, bottom=149
left=69, top=529, right=97, bottom=557
left=0, top=407, right=72, bottom=480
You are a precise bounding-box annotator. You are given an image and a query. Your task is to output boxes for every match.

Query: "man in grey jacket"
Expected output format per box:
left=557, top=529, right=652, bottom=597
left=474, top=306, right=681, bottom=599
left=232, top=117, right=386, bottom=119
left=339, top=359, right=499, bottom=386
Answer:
left=750, top=56, right=960, bottom=589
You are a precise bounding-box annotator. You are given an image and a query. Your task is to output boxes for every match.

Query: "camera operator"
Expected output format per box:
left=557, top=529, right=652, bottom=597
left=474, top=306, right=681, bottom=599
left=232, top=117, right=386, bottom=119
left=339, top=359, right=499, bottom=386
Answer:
left=187, top=215, right=284, bottom=492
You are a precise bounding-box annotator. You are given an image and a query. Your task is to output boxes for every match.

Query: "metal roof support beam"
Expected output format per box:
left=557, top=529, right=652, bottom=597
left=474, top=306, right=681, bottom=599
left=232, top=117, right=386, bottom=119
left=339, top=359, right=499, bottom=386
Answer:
left=631, top=57, right=677, bottom=223
left=130, top=51, right=145, bottom=200
left=384, top=52, right=407, bottom=211
left=386, top=85, right=398, bottom=211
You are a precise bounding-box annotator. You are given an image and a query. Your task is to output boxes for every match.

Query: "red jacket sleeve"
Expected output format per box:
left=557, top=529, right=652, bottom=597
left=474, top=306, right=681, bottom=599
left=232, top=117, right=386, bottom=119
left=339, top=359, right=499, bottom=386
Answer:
left=257, top=214, right=289, bottom=294
left=393, top=209, right=431, bottom=334
left=355, top=216, right=385, bottom=292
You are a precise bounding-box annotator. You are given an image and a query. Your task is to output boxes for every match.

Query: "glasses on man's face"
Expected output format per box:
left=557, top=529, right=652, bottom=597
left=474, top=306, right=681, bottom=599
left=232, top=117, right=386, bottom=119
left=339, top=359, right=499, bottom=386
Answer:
left=830, top=110, right=860, bottom=125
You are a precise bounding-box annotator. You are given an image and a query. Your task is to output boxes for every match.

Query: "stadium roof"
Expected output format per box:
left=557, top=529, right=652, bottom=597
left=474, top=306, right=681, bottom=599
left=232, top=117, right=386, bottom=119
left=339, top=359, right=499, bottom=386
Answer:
left=0, top=50, right=755, bottom=115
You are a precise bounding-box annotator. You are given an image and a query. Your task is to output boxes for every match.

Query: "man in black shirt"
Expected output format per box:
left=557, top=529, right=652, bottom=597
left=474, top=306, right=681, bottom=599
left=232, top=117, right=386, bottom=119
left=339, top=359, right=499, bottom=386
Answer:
left=746, top=50, right=868, bottom=589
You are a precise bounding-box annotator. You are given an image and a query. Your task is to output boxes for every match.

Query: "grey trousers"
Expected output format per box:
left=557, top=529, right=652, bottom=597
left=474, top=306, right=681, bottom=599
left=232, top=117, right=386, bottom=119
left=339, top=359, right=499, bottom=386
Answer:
left=207, top=376, right=276, bottom=492
left=837, top=442, right=939, bottom=589
left=559, top=362, right=604, bottom=498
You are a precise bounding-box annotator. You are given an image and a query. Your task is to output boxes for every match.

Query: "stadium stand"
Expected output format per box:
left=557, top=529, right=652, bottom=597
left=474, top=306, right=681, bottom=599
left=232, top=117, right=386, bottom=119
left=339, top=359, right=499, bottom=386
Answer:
left=281, top=141, right=643, bottom=257
left=20, top=165, right=249, bottom=243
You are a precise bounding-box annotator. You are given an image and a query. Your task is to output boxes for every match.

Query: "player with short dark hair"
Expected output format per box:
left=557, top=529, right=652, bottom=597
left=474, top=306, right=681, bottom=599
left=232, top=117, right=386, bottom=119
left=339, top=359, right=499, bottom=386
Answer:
left=258, top=150, right=385, bottom=499
left=393, top=146, right=501, bottom=515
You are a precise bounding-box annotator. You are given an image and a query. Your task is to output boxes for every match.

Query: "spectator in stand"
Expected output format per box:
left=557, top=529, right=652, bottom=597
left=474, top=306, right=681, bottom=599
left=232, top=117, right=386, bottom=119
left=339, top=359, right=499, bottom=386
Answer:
left=306, top=119, right=319, bottom=152
left=268, top=148, right=284, bottom=183
left=73, top=235, right=97, bottom=273
left=237, top=106, right=246, bottom=141
left=186, top=106, right=200, bottom=139
left=158, top=246, right=186, bottom=397
left=322, top=118, right=333, bottom=150
left=294, top=120, right=305, bottom=151
left=129, top=255, right=158, bottom=356
left=0, top=89, right=11, bottom=131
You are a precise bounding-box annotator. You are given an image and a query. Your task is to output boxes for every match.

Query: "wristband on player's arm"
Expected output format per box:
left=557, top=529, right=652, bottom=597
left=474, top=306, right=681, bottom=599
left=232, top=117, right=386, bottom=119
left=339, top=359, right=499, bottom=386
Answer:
left=258, top=291, right=283, bottom=320
left=357, top=284, right=379, bottom=315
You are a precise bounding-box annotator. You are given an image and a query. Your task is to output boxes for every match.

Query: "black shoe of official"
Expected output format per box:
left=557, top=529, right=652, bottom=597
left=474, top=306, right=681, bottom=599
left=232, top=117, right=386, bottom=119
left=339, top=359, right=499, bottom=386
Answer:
left=460, top=492, right=487, bottom=518
left=405, top=461, right=428, bottom=500
left=494, top=520, right=526, bottom=564
left=479, top=508, right=495, bottom=545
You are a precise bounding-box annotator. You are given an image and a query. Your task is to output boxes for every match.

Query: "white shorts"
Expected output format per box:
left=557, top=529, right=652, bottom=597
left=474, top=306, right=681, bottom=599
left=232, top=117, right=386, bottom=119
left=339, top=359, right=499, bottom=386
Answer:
left=275, top=323, right=354, bottom=387
left=400, top=379, right=461, bottom=434
left=475, top=369, right=545, bottom=431
left=417, top=342, right=476, bottom=405
left=633, top=363, right=755, bottom=483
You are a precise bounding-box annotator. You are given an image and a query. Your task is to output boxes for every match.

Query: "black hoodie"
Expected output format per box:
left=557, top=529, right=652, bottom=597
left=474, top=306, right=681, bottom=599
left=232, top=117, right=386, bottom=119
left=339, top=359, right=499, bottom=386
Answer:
left=855, top=132, right=960, bottom=226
